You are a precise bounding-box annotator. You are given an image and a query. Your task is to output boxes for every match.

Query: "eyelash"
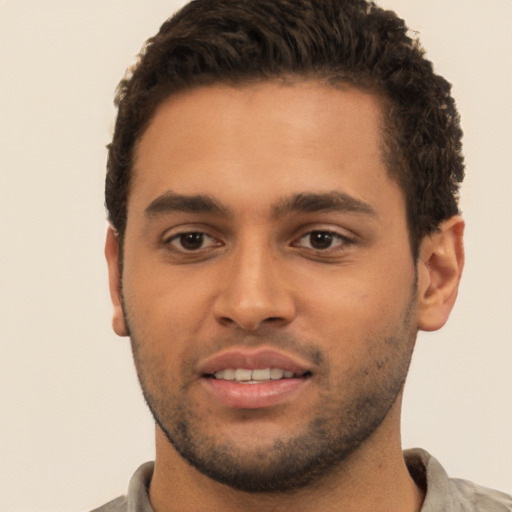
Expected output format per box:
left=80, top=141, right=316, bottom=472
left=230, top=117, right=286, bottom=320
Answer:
left=164, top=232, right=221, bottom=252
left=292, top=230, right=352, bottom=252
left=163, top=228, right=353, bottom=256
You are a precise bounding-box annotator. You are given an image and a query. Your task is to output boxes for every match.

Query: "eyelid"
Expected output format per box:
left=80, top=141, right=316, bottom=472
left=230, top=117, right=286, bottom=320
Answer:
left=295, top=231, right=350, bottom=246
left=162, top=223, right=219, bottom=241
left=291, top=222, right=355, bottom=240
left=290, top=225, right=356, bottom=255
left=161, top=224, right=225, bottom=253
left=169, top=232, right=219, bottom=248
left=163, top=230, right=213, bottom=243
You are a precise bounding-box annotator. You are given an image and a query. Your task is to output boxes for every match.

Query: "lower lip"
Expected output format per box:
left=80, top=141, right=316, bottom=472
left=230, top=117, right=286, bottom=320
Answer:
left=202, top=377, right=308, bottom=409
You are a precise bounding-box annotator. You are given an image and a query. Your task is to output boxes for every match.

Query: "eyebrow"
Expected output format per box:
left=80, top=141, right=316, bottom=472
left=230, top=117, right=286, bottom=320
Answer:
left=144, top=190, right=376, bottom=219
left=144, top=191, right=229, bottom=218
left=272, top=191, right=377, bottom=217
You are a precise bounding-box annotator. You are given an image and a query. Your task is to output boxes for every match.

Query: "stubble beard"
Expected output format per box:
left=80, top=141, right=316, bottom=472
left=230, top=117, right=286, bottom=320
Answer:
left=125, top=292, right=418, bottom=493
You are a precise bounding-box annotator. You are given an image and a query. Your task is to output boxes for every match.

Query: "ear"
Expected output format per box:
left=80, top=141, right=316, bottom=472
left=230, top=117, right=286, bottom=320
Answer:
left=105, top=225, right=129, bottom=337
left=417, top=216, right=465, bottom=332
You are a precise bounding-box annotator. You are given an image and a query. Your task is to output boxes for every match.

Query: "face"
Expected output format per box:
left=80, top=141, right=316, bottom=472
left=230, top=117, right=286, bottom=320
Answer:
left=112, top=81, right=420, bottom=491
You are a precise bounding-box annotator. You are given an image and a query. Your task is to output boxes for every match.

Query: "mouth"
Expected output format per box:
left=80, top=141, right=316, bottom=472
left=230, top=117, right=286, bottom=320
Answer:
left=206, top=367, right=312, bottom=383
left=198, top=349, right=314, bottom=409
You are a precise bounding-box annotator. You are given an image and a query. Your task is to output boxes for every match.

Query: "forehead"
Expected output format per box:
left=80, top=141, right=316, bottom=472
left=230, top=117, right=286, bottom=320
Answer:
left=130, top=80, right=402, bottom=218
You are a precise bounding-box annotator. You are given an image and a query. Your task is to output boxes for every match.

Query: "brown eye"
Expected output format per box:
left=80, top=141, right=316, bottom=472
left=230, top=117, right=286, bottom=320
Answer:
left=179, top=232, right=205, bottom=250
left=309, top=231, right=334, bottom=249
left=293, top=230, right=350, bottom=251
left=166, top=232, right=220, bottom=252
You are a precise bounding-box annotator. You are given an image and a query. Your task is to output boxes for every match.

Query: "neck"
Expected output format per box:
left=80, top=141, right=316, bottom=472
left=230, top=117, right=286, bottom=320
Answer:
left=149, top=401, right=424, bottom=512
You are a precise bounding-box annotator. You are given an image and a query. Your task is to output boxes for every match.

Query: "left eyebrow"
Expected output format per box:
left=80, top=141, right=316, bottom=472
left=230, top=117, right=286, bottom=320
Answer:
left=144, top=191, right=230, bottom=218
left=272, top=191, right=377, bottom=218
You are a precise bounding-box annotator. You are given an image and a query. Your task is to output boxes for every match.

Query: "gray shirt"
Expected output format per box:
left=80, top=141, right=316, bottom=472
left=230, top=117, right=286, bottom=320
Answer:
left=91, top=448, right=512, bottom=511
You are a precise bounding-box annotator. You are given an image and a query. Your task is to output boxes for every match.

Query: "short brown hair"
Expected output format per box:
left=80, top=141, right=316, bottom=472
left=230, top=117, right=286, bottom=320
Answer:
left=106, top=0, right=464, bottom=257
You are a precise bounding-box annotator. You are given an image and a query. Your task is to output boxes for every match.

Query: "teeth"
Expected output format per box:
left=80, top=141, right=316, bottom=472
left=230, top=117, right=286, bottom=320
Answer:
left=270, top=368, right=284, bottom=379
left=235, top=368, right=252, bottom=381
left=213, top=368, right=297, bottom=382
left=252, top=368, right=271, bottom=380
left=223, top=368, right=236, bottom=380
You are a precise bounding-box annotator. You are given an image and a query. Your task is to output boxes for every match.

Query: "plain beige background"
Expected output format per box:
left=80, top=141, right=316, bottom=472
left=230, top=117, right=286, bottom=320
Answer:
left=0, top=1, right=511, bottom=511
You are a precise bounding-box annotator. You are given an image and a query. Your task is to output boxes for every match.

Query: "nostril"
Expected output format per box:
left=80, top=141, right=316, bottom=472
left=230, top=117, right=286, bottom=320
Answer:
left=213, top=292, right=296, bottom=331
left=217, top=316, right=236, bottom=327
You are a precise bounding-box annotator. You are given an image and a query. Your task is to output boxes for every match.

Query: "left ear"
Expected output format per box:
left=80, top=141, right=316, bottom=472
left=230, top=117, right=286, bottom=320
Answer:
left=417, top=215, right=465, bottom=332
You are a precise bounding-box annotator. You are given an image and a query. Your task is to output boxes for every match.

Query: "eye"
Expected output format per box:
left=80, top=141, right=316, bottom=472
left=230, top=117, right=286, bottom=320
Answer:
left=293, top=230, right=350, bottom=251
left=166, top=232, right=221, bottom=252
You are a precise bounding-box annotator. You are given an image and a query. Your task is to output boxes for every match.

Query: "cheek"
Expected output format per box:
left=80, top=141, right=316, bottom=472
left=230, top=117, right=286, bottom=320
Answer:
left=125, top=250, right=200, bottom=311
left=298, top=263, right=415, bottom=350
left=302, top=270, right=403, bottom=320
left=122, top=260, right=216, bottom=359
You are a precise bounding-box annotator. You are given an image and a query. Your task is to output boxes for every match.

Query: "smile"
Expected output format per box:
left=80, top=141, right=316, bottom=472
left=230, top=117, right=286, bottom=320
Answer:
left=212, top=368, right=304, bottom=382
left=198, top=348, right=315, bottom=408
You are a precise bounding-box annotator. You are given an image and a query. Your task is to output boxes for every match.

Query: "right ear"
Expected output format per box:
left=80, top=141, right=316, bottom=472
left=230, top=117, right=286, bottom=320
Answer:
left=105, top=225, right=129, bottom=337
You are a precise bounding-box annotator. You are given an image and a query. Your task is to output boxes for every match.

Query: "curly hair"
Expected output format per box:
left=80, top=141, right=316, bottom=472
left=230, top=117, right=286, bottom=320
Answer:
left=106, top=0, right=464, bottom=258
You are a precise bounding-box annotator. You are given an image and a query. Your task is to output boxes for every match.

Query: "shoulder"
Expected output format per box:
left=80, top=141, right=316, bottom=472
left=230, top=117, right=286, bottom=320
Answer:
left=89, top=496, right=128, bottom=512
left=450, top=478, right=512, bottom=512
left=88, top=461, right=155, bottom=512
left=404, top=448, right=512, bottom=512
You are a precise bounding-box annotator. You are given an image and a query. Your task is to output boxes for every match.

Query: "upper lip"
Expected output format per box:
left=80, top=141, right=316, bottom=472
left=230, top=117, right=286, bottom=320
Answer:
left=198, top=348, right=313, bottom=377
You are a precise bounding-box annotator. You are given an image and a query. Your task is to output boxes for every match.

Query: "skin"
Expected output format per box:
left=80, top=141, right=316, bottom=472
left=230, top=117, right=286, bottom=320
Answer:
left=106, top=81, right=464, bottom=511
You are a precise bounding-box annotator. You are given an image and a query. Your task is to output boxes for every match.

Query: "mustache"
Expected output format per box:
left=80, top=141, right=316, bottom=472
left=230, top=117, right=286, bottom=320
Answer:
left=122, top=290, right=325, bottom=369
left=179, top=327, right=328, bottom=379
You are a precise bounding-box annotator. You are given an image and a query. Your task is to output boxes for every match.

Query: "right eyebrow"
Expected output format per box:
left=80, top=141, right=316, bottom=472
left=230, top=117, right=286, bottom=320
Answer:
left=144, top=191, right=229, bottom=218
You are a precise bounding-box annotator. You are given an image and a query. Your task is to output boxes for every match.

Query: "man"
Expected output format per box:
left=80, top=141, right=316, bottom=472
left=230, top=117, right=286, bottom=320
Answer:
left=97, top=0, right=511, bottom=510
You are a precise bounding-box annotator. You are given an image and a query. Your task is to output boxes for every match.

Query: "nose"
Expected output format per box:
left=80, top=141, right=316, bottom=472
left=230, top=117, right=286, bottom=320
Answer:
left=212, top=241, right=296, bottom=331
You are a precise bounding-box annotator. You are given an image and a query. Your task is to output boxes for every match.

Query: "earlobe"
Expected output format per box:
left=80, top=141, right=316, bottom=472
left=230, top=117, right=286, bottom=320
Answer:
left=105, top=225, right=129, bottom=337
left=417, top=216, right=465, bottom=332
